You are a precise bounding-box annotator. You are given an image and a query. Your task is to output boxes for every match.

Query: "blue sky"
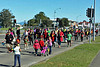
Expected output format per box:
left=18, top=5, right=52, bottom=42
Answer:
left=0, top=0, right=100, bottom=23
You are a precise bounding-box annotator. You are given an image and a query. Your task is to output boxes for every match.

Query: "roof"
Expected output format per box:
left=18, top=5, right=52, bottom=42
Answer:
left=79, top=22, right=90, bottom=24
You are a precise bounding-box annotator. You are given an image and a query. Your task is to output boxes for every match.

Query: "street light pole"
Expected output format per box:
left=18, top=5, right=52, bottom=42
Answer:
left=54, top=8, right=61, bottom=26
left=54, top=8, right=61, bottom=20
left=76, top=15, right=81, bottom=23
left=54, top=11, right=56, bottom=21
left=93, top=0, right=96, bottom=41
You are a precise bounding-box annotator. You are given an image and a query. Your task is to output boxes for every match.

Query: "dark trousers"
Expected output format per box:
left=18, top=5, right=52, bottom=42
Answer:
left=58, top=40, right=61, bottom=45
left=29, top=38, right=33, bottom=45
left=14, top=54, right=21, bottom=67
left=35, top=49, right=38, bottom=54
left=40, top=46, right=43, bottom=51
left=44, top=37, right=48, bottom=42
left=49, top=46, right=52, bottom=54
left=17, top=34, right=20, bottom=38
left=75, top=35, right=78, bottom=41
left=52, top=41, right=55, bottom=47
left=81, top=37, right=83, bottom=41
left=34, top=34, right=36, bottom=39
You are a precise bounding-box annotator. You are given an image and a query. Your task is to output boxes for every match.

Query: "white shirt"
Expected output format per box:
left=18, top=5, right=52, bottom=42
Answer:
left=14, top=46, right=20, bottom=55
left=25, top=31, right=28, bottom=35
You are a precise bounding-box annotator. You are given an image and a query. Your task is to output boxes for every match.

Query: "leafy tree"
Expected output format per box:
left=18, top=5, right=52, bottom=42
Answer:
left=41, top=19, right=52, bottom=27
left=28, top=12, right=52, bottom=27
left=0, top=9, right=14, bottom=28
left=59, top=18, right=69, bottom=27
left=27, top=19, right=35, bottom=26
left=95, top=23, right=98, bottom=27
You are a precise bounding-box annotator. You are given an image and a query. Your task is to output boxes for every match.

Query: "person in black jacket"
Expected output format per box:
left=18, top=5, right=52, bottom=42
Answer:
left=11, top=28, right=16, bottom=37
left=5, top=32, right=13, bottom=44
left=16, top=27, right=20, bottom=38
left=4, top=31, right=14, bottom=52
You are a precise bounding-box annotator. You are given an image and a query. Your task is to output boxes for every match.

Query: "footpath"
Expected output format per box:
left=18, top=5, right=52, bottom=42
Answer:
left=0, top=34, right=88, bottom=67
left=90, top=39, right=100, bottom=67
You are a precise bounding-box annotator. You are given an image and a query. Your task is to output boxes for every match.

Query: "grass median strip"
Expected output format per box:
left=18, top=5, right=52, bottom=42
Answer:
left=31, top=36, right=100, bottom=67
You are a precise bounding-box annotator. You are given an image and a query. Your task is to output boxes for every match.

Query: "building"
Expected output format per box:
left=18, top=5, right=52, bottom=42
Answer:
left=78, top=21, right=93, bottom=29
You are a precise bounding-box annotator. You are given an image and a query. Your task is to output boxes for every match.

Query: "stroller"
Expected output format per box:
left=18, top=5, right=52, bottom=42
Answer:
left=41, top=46, right=49, bottom=56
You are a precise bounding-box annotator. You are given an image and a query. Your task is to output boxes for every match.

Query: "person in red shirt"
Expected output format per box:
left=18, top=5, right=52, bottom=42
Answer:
left=51, top=31, right=55, bottom=47
left=39, top=38, right=44, bottom=51
left=43, top=29, right=48, bottom=41
left=57, top=29, right=64, bottom=48
left=33, top=40, right=40, bottom=56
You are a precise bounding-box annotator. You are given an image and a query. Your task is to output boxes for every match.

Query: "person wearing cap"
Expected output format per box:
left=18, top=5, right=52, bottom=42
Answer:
left=33, top=40, right=40, bottom=56
left=13, top=42, right=21, bottom=67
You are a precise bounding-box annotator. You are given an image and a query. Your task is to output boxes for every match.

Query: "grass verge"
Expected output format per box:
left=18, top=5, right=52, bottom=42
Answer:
left=31, top=36, right=100, bottom=67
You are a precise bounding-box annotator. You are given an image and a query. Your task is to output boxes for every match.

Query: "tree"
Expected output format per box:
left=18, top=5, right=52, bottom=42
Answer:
left=95, top=23, right=98, bottom=27
left=27, top=19, right=35, bottom=26
left=0, top=9, right=14, bottom=28
left=28, top=12, right=52, bottom=27
left=59, top=18, right=69, bottom=27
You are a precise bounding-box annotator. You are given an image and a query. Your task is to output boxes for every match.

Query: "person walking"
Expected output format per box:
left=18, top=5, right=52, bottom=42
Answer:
left=43, top=29, right=48, bottom=41
left=33, top=40, right=40, bottom=56
left=39, top=38, right=44, bottom=51
left=47, top=37, right=52, bottom=55
left=28, top=29, right=34, bottom=45
left=4, top=31, right=14, bottom=52
left=51, top=31, right=55, bottom=47
left=11, top=28, right=16, bottom=37
left=16, top=27, right=20, bottom=38
left=80, top=31, right=84, bottom=42
left=57, top=29, right=64, bottom=48
left=24, top=35, right=29, bottom=50
left=67, top=32, right=72, bottom=47
left=13, top=42, right=21, bottom=67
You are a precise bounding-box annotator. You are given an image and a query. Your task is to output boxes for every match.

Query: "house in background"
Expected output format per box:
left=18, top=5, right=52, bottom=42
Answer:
left=78, top=21, right=93, bottom=29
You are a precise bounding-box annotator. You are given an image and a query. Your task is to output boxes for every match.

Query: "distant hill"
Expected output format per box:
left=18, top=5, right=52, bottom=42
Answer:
left=17, top=22, right=26, bottom=25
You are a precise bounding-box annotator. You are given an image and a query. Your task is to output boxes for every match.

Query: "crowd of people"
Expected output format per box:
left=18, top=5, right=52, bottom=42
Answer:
left=2, top=27, right=99, bottom=67
left=2, top=27, right=99, bottom=53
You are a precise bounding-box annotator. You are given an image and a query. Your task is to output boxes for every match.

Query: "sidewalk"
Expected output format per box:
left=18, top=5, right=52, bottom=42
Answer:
left=0, top=37, right=87, bottom=67
left=90, top=51, right=100, bottom=67
left=22, top=39, right=87, bottom=67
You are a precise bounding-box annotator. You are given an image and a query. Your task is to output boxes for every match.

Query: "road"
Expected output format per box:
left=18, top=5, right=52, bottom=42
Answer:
left=0, top=34, right=88, bottom=67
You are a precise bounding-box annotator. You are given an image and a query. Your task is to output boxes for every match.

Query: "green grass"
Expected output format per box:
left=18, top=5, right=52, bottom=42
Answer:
left=0, top=28, right=15, bottom=30
left=31, top=36, right=100, bottom=67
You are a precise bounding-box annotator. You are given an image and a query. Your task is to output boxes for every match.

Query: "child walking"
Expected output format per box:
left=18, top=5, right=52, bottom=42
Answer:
left=13, top=42, right=21, bottom=67
left=24, top=35, right=29, bottom=50
left=47, top=37, right=52, bottom=55
left=33, top=40, right=40, bottom=56
left=39, top=38, right=44, bottom=51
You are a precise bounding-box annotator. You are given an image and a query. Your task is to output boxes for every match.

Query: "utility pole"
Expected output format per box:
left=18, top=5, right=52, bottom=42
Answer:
left=98, top=23, right=99, bottom=35
left=93, top=0, right=96, bottom=41
left=89, top=6, right=93, bottom=44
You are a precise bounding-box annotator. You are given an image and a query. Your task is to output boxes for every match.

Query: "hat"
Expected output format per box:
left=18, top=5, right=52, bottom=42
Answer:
left=35, top=40, right=38, bottom=42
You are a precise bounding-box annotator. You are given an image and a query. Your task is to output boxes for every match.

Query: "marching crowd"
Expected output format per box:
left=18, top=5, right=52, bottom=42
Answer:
left=2, top=27, right=98, bottom=67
